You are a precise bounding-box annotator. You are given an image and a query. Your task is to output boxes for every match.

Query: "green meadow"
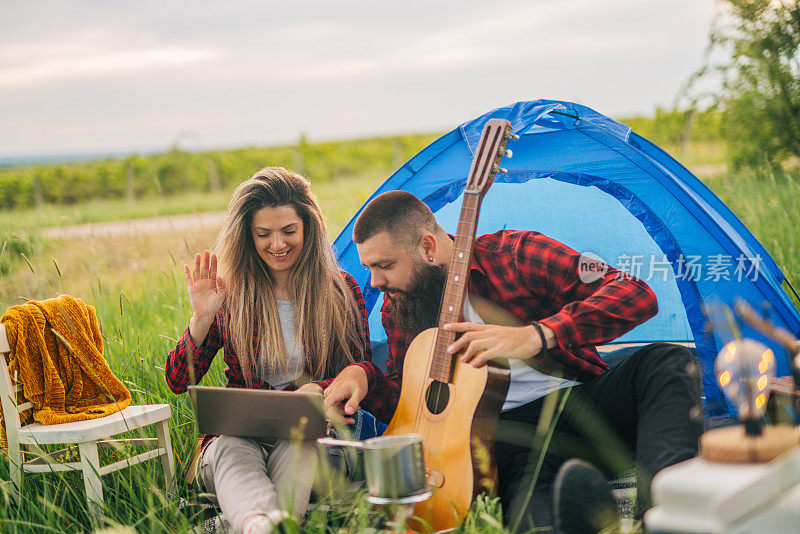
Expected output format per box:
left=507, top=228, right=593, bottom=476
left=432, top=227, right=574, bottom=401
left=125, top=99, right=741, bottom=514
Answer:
left=0, top=129, right=798, bottom=533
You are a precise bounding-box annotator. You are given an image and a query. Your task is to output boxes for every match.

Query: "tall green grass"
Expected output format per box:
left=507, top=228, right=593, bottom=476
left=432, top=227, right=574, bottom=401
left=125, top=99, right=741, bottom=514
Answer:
left=702, top=171, right=800, bottom=309
left=0, top=271, right=217, bottom=532
left=0, top=253, right=514, bottom=533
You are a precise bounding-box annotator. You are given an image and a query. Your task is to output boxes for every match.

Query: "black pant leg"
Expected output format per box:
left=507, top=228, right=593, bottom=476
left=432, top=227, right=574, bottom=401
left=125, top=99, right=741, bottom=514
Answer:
left=496, top=435, right=558, bottom=532
left=494, top=343, right=702, bottom=528
left=569, top=343, right=703, bottom=514
left=496, top=393, right=569, bottom=532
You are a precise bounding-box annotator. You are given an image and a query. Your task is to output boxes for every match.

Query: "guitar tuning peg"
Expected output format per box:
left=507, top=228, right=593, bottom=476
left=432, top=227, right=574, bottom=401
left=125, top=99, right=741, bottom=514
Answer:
left=511, top=134, right=520, bottom=141
left=498, top=168, right=508, bottom=174
left=505, top=149, right=513, bottom=158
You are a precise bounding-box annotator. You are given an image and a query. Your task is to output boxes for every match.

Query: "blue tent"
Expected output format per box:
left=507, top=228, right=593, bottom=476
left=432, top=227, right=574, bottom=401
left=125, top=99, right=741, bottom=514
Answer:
left=333, top=99, right=800, bottom=419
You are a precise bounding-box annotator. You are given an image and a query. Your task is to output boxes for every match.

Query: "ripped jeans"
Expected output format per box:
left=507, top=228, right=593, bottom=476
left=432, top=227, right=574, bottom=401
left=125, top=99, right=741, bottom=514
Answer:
left=198, top=436, right=315, bottom=533
left=197, top=410, right=386, bottom=533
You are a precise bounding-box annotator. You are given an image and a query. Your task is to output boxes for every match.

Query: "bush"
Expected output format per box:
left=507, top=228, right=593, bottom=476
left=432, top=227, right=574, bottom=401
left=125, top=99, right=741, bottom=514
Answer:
left=0, top=169, right=34, bottom=209
left=623, top=108, right=723, bottom=148
left=688, top=0, right=800, bottom=171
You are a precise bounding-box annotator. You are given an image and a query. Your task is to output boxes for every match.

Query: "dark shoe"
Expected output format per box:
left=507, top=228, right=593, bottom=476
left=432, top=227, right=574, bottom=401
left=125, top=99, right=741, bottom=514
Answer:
left=553, top=459, right=620, bottom=533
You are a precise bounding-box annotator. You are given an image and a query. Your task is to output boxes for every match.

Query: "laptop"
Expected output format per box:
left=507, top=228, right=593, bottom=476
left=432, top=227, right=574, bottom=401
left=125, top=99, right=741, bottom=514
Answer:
left=189, top=385, right=326, bottom=441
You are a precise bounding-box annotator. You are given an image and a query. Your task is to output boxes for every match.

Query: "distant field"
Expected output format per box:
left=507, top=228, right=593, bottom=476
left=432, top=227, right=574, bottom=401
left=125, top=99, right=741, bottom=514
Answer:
left=0, top=140, right=727, bottom=234
left=0, top=133, right=441, bottom=212
left=0, top=172, right=384, bottom=234
left=0, top=110, right=722, bottom=220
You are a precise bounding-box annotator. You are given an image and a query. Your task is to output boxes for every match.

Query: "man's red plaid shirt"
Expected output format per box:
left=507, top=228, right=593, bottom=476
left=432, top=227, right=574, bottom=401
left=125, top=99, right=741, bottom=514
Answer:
left=165, top=270, right=371, bottom=394
left=351, top=230, right=658, bottom=423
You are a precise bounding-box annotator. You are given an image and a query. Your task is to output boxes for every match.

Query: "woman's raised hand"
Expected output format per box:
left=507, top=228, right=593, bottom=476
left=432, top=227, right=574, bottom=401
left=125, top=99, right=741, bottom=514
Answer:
left=185, top=250, right=226, bottom=327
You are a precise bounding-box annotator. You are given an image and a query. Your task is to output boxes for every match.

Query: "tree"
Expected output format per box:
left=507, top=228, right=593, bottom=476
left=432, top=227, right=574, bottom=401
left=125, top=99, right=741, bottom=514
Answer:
left=690, top=0, right=800, bottom=170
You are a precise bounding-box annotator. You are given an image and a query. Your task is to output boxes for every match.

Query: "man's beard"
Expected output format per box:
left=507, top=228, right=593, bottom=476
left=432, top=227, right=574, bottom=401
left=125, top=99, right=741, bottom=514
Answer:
left=385, top=261, right=448, bottom=340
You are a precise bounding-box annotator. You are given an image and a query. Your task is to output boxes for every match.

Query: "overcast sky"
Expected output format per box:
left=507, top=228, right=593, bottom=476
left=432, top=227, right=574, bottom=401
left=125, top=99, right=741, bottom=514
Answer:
left=0, top=0, right=717, bottom=158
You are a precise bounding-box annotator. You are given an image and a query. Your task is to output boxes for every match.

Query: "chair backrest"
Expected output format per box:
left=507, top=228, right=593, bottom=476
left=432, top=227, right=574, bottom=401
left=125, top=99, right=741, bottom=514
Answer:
left=0, top=322, right=29, bottom=433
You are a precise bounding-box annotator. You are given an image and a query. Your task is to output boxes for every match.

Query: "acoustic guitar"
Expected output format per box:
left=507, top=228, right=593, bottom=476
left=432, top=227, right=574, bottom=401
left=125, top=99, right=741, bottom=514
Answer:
left=383, top=118, right=515, bottom=532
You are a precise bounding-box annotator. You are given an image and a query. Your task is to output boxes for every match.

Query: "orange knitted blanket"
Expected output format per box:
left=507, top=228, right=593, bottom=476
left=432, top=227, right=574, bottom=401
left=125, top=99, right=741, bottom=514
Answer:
left=0, top=295, right=131, bottom=450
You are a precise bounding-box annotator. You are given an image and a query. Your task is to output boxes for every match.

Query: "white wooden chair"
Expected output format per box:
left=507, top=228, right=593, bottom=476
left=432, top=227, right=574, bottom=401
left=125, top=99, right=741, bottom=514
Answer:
left=0, top=323, right=175, bottom=513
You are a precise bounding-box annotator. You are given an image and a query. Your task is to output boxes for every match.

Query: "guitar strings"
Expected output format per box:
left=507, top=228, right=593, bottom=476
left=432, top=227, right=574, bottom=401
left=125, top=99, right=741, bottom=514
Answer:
left=407, top=122, right=506, bottom=491
left=422, top=193, right=479, bottom=467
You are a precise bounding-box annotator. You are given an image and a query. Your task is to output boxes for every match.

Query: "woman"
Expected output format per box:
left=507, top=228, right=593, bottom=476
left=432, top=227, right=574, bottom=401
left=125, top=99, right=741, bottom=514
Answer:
left=166, top=167, right=370, bottom=534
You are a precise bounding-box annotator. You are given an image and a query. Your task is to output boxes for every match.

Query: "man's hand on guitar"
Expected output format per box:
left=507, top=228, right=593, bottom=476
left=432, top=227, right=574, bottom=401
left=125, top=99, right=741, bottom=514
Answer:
left=444, top=322, right=556, bottom=368
left=323, top=365, right=368, bottom=425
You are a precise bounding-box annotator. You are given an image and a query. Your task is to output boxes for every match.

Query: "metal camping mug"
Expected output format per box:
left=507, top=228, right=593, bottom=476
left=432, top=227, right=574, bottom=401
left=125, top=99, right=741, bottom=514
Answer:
left=317, top=433, right=430, bottom=503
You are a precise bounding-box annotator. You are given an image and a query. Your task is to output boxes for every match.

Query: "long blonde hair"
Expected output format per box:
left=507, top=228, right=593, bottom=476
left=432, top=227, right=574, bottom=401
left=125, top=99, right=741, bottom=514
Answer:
left=216, top=167, right=363, bottom=387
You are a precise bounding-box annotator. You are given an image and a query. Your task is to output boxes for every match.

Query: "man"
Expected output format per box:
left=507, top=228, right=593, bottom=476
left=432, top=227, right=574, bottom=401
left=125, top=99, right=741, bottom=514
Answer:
left=324, top=191, right=702, bottom=532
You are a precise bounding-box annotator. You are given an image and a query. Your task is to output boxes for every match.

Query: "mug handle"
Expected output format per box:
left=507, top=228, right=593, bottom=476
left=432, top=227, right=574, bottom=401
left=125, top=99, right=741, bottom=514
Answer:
left=317, top=437, right=365, bottom=449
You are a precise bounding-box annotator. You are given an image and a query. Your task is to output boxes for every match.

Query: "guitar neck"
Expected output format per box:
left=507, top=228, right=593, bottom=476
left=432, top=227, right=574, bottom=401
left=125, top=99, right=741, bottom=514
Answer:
left=430, top=192, right=481, bottom=382
left=439, top=193, right=481, bottom=327
left=428, top=118, right=512, bottom=383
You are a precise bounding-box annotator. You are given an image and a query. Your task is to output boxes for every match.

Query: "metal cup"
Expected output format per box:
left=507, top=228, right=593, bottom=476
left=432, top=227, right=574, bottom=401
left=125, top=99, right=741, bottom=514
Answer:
left=318, top=433, right=431, bottom=503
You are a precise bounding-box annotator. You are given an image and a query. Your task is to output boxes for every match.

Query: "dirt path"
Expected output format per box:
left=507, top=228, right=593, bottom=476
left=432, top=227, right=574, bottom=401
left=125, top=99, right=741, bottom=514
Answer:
left=40, top=211, right=227, bottom=240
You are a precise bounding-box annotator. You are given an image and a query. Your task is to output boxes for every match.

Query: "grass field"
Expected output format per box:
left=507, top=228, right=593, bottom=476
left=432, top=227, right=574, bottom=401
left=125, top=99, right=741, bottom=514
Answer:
left=0, top=138, right=798, bottom=532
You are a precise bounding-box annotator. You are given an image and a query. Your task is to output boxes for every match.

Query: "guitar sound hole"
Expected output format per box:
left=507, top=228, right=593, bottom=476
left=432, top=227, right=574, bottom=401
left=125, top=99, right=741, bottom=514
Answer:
left=425, top=380, right=450, bottom=415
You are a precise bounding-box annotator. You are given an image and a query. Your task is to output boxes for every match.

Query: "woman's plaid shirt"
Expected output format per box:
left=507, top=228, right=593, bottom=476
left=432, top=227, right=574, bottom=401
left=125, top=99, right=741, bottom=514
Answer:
left=165, top=270, right=371, bottom=393
left=351, top=230, right=658, bottom=423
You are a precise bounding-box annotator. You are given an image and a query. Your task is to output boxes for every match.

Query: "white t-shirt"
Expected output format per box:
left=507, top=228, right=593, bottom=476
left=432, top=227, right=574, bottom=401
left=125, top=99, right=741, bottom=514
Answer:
left=262, top=299, right=305, bottom=389
left=462, top=294, right=580, bottom=411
